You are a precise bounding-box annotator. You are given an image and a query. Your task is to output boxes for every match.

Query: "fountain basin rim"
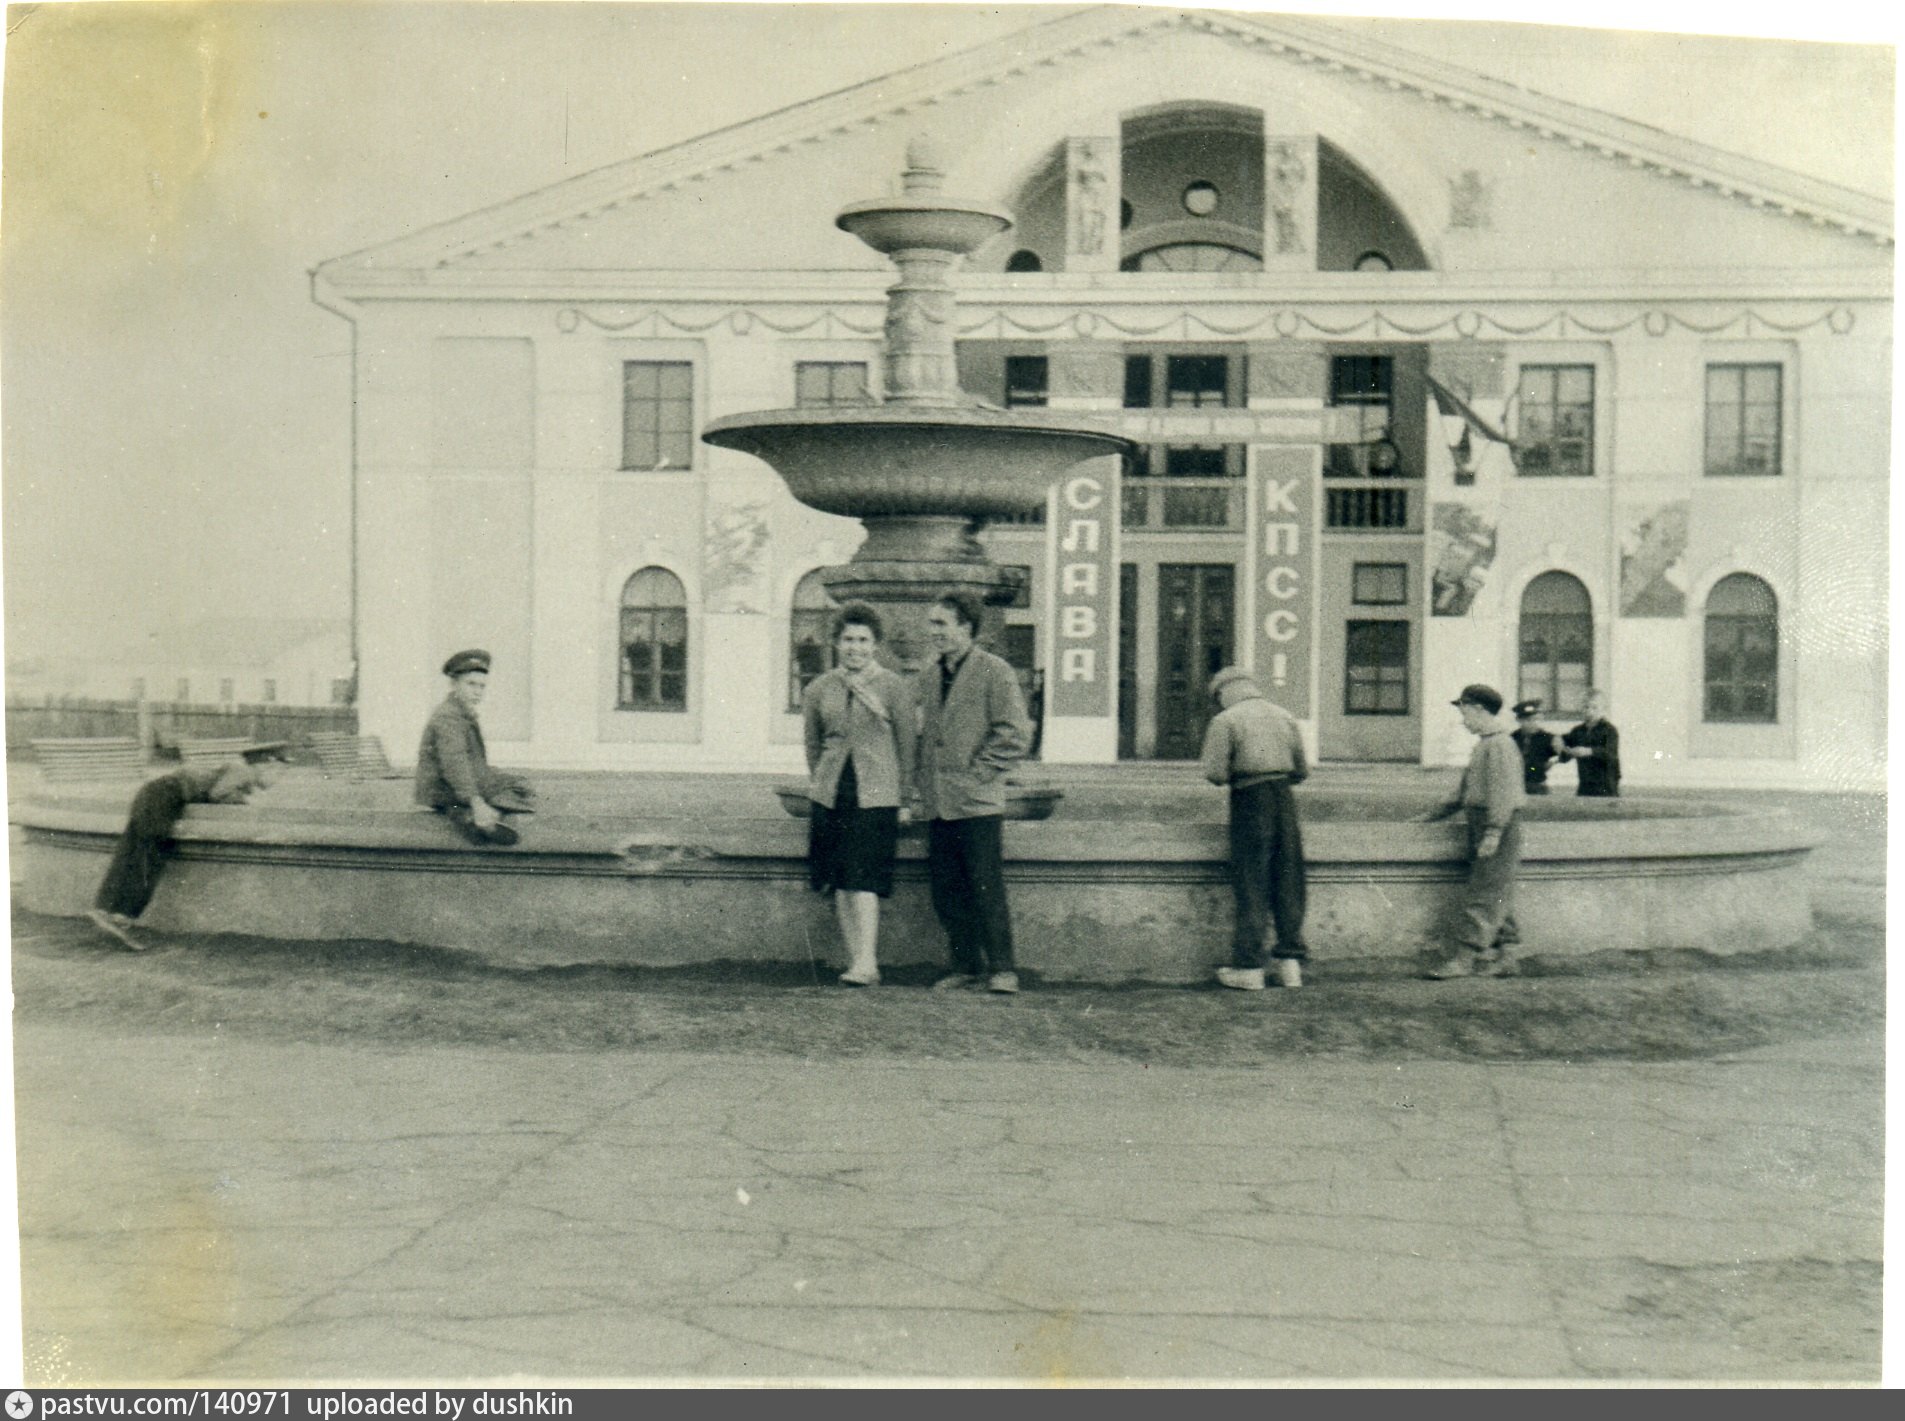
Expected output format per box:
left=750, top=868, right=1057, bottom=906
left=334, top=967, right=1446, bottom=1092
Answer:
left=702, top=405, right=1135, bottom=448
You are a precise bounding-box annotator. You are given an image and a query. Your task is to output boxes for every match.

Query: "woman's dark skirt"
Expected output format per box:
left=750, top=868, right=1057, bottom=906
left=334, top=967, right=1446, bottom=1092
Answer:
left=808, top=758, right=900, bottom=898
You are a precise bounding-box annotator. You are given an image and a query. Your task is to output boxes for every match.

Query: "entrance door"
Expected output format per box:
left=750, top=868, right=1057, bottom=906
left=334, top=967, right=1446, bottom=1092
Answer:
left=1155, top=564, right=1235, bottom=759
left=1117, top=563, right=1138, bottom=759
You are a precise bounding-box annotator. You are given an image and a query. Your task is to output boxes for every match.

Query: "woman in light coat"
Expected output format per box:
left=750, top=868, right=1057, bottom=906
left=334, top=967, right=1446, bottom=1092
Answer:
left=802, top=603, right=920, bottom=985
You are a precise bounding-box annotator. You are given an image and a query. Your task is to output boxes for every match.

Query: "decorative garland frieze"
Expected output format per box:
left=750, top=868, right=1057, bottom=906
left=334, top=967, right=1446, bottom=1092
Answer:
left=432, top=10, right=1889, bottom=269
left=556, top=302, right=1863, bottom=343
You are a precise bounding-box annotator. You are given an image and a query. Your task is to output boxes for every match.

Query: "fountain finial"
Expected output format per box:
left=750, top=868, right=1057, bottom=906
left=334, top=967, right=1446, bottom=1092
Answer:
left=901, top=134, right=949, bottom=195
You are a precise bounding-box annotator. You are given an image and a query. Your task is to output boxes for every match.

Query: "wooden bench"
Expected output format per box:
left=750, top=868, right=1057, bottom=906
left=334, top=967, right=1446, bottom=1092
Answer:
left=177, top=736, right=257, bottom=767
left=308, top=732, right=407, bottom=781
left=29, top=737, right=150, bottom=783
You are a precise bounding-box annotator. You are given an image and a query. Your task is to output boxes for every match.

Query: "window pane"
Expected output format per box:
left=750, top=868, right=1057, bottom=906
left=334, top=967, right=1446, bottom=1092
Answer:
left=1744, top=365, right=1781, bottom=404
left=1556, top=367, right=1593, bottom=404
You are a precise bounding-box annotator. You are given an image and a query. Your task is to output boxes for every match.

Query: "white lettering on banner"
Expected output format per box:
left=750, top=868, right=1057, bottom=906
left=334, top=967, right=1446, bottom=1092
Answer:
left=1061, top=563, right=1100, bottom=597
left=1263, top=609, right=1298, bottom=642
left=1263, top=522, right=1300, bottom=557
left=1061, top=648, right=1097, bottom=683
left=1261, top=478, right=1299, bottom=516
left=1060, top=519, right=1102, bottom=554
left=1064, top=476, right=1104, bottom=512
left=1061, top=605, right=1097, bottom=639
left=1264, top=565, right=1299, bottom=599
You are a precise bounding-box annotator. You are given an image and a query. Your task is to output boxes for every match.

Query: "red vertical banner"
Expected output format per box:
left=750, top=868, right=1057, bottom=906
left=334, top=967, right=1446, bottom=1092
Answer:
left=1044, top=458, right=1120, bottom=719
left=1249, top=445, right=1317, bottom=719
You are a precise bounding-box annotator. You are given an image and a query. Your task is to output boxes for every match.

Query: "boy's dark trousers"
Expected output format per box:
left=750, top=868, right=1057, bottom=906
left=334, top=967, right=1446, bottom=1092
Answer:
left=1458, top=807, right=1523, bottom=955
left=927, top=815, right=1015, bottom=975
left=1228, top=778, right=1308, bottom=968
left=94, top=772, right=193, bottom=919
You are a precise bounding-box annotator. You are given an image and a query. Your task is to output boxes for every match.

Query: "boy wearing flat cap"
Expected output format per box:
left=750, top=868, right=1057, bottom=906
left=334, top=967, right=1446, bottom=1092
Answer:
left=1420, top=683, right=1525, bottom=979
left=415, top=649, right=536, bottom=846
left=1200, top=666, right=1310, bottom=990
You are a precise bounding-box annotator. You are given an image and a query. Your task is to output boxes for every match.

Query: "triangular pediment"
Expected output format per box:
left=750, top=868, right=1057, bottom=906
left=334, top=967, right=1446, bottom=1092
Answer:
left=316, top=5, right=1891, bottom=285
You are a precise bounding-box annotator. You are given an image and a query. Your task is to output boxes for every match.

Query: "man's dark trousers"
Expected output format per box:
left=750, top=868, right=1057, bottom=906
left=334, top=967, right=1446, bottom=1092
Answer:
left=1229, top=778, right=1308, bottom=968
left=928, top=815, right=1015, bottom=976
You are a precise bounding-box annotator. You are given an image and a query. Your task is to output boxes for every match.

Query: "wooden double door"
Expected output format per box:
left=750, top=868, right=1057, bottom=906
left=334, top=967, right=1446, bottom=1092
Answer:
left=1118, top=561, right=1236, bottom=760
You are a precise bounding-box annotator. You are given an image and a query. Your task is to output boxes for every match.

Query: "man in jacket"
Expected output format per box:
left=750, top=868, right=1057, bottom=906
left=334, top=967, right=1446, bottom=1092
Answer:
left=415, top=649, right=536, bottom=846
left=1561, top=689, right=1622, bottom=797
left=1200, top=667, right=1310, bottom=990
left=1421, top=683, right=1526, bottom=979
left=919, top=593, right=1032, bottom=994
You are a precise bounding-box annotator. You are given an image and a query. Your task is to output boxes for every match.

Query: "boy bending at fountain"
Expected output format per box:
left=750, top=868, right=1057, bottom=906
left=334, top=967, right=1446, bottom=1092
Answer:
left=416, top=649, right=537, bottom=846
left=1420, top=683, right=1525, bottom=979
left=1201, top=667, right=1310, bottom=991
left=88, top=744, right=288, bottom=951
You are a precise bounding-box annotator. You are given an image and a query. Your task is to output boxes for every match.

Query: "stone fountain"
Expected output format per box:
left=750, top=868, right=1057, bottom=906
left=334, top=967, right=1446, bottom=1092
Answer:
left=702, top=136, right=1132, bottom=671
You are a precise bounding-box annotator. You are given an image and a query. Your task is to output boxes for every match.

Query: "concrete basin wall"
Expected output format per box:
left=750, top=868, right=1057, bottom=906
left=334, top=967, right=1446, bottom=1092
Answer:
left=12, top=776, right=1820, bottom=982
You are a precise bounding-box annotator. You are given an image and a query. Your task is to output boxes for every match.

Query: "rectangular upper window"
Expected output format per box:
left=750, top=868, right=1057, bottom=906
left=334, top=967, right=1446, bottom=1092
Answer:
left=795, top=361, right=870, bottom=408
left=1352, top=562, right=1408, bottom=606
left=1705, top=364, right=1782, bottom=477
left=621, top=361, right=694, bottom=470
left=1515, top=365, right=1595, bottom=477
left=1004, top=356, right=1049, bottom=408
left=1326, top=355, right=1395, bottom=478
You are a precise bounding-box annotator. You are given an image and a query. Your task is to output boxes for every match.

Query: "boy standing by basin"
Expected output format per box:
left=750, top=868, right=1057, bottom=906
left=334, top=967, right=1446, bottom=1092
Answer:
left=1421, top=683, right=1525, bottom=980
left=1561, top=689, right=1622, bottom=797
left=1200, top=667, right=1310, bottom=991
left=416, top=649, right=537, bottom=846
left=87, top=745, right=288, bottom=951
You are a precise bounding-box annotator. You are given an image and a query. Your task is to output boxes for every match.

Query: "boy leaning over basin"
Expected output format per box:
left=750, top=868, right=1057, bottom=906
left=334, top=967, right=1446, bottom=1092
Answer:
left=1417, top=683, right=1525, bottom=980
left=1199, top=666, right=1310, bottom=991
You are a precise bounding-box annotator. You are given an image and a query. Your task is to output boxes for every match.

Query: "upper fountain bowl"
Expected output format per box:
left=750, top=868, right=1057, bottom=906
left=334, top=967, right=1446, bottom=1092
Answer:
left=835, top=196, right=1013, bottom=258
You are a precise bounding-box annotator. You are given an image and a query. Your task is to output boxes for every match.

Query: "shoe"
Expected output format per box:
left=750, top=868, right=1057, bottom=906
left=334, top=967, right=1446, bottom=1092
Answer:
left=87, top=909, right=147, bottom=952
left=987, top=972, right=1020, bottom=994
left=1424, top=952, right=1475, bottom=980
left=839, top=968, right=881, bottom=987
left=1216, top=966, right=1266, bottom=991
left=930, top=972, right=982, bottom=992
left=1473, top=952, right=1517, bottom=979
left=1275, top=959, right=1303, bottom=990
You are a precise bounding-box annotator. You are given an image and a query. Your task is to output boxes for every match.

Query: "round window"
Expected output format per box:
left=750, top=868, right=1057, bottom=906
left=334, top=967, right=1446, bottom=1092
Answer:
left=1182, top=181, right=1219, bottom=217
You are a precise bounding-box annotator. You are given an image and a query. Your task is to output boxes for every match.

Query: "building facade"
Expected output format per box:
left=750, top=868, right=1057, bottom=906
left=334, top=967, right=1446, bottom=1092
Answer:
left=313, top=7, right=1891, bottom=788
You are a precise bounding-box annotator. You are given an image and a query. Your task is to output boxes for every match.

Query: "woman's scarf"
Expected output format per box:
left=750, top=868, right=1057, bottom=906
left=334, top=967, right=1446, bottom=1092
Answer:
left=843, top=666, right=891, bottom=725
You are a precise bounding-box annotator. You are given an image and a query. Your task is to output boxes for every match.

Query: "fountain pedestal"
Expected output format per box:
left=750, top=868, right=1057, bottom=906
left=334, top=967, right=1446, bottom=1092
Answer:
left=702, top=137, right=1131, bottom=678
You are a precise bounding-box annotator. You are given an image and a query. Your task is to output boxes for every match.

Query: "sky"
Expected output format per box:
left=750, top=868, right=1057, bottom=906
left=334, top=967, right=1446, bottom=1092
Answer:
left=0, top=0, right=1896, bottom=666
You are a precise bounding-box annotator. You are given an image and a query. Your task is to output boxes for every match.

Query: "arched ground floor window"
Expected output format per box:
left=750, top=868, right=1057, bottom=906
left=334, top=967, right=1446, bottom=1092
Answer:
left=1704, top=573, right=1778, bottom=723
left=788, top=570, right=837, bottom=710
left=1518, top=571, right=1592, bottom=716
left=620, top=567, right=688, bottom=712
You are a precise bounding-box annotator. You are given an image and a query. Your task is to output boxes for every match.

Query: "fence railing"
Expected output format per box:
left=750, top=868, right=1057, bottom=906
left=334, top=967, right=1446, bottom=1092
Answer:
left=5, top=699, right=356, bottom=754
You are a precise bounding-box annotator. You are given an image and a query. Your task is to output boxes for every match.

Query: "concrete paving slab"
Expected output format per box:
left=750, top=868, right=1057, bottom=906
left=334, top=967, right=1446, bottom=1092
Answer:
left=15, top=1023, right=1884, bottom=1383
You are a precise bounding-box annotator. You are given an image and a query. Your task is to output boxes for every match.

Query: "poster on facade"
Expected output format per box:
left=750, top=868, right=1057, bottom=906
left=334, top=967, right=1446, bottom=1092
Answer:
left=1044, top=460, right=1119, bottom=720
left=1248, top=446, right=1317, bottom=719
left=701, top=501, right=771, bottom=615
left=1620, top=501, right=1692, bottom=617
left=1429, top=502, right=1499, bottom=616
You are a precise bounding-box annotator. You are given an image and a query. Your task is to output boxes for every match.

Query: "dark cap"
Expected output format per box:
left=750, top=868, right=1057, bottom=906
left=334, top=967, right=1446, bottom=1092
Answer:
left=1512, top=699, right=1542, bottom=718
left=1451, top=683, right=1504, bottom=715
left=442, top=649, right=492, bottom=678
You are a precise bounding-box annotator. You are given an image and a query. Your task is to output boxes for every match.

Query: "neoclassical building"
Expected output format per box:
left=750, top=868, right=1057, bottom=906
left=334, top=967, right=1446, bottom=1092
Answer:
left=313, top=6, right=1891, bottom=788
